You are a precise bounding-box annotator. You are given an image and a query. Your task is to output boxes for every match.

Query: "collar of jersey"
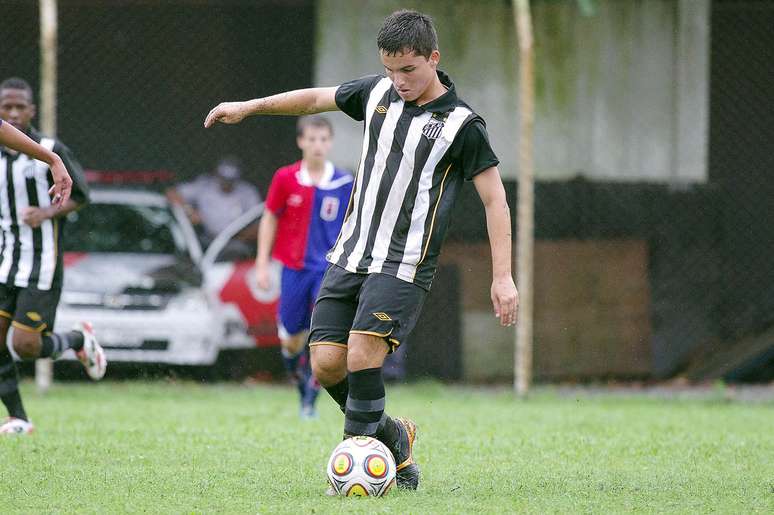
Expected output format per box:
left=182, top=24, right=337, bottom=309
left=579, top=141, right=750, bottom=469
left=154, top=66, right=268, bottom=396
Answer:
left=388, top=70, right=457, bottom=114
left=298, top=160, right=334, bottom=187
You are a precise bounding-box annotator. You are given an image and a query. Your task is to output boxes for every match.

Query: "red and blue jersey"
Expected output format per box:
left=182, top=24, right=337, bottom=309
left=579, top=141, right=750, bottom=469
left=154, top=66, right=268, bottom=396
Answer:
left=265, top=161, right=353, bottom=271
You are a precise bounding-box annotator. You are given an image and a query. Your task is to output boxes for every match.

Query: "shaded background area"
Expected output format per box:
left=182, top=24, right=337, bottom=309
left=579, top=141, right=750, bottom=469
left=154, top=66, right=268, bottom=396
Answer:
left=1, top=0, right=315, bottom=187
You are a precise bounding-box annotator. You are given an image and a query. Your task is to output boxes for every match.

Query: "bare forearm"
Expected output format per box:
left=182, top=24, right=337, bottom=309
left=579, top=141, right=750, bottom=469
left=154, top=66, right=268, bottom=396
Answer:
left=485, top=200, right=513, bottom=279
left=205, top=87, right=338, bottom=127
left=243, top=88, right=337, bottom=117
left=0, top=121, right=60, bottom=166
left=256, top=212, right=278, bottom=265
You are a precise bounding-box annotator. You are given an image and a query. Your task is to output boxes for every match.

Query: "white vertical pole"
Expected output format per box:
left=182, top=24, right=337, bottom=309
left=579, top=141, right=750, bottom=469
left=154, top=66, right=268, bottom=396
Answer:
left=513, top=0, right=535, bottom=396
left=36, top=0, right=58, bottom=393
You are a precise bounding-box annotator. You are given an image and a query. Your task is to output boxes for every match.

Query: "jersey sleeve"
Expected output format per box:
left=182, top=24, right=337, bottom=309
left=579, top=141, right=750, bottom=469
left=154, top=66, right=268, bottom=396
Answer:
left=264, top=170, right=288, bottom=215
left=53, top=141, right=90, bottom=204
left=335, top=75, right=383, bottom=121
left=450, top=119, right=500, bottom=181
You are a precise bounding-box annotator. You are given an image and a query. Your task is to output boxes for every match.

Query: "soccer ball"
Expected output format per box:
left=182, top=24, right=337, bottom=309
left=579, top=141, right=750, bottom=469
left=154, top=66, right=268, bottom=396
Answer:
left=326, top=436, right=396, bottom=497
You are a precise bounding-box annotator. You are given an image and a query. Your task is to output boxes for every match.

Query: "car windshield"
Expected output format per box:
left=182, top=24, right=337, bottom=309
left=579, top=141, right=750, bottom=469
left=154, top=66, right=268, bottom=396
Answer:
left=63, top=202, right=187, bottom=255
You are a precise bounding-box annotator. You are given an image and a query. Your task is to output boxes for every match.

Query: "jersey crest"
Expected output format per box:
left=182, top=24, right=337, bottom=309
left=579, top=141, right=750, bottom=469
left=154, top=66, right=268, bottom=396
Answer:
left=422, top=113, right=448, bottom=140
left=320, top=196, right=340, bottom=221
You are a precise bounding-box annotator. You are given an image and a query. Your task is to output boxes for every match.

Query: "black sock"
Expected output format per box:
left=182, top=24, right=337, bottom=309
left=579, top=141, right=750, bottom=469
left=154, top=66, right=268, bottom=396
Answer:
left=344, top=367, right=385, bottom=437
left=324, top=378, right=349, bottom=413
left=0, top=353, right=27, bottom=421
left=39, top=331, right=84, bottom=359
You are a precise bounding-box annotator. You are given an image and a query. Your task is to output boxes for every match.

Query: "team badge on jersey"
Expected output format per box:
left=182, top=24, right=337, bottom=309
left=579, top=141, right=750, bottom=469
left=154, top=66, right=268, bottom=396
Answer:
left=422, top=113, right=447, bottom=140
left=320, top=196, right=340, bottom=221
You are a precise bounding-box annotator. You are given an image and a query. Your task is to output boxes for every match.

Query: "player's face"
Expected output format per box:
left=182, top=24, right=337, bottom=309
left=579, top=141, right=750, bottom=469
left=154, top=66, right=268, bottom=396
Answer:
left=297, top=126, right=333, bottom=163
left=380, top=49, right=440, bottom=103
left=0, top=89, right=36, bottom=132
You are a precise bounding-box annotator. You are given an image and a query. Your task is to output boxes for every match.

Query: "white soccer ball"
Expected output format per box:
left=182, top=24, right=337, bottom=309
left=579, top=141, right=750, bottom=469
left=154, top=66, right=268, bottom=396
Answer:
left=326, top=436, right=396, bottom=497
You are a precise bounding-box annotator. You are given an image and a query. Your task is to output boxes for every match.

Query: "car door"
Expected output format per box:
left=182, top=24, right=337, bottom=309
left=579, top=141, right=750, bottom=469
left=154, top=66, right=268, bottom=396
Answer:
left=200, top=203, right=281, bottom=349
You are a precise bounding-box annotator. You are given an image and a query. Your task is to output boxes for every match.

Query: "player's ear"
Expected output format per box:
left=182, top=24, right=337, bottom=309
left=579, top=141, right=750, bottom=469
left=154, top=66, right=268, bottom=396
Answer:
left=429, top=50, right=440, bottom=69
left=30, top=103, right=37, bottom=119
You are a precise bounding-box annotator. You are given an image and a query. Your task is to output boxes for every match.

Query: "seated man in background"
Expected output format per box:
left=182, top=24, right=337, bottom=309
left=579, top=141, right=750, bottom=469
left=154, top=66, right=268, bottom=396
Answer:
left=168, top=156, right=261, bottom=255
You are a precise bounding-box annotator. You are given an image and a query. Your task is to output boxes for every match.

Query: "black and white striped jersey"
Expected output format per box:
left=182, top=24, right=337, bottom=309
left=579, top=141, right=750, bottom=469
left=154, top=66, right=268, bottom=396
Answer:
left=330, top=71, right=499, bottom=290
left=0, top=128, right=89, bottom=291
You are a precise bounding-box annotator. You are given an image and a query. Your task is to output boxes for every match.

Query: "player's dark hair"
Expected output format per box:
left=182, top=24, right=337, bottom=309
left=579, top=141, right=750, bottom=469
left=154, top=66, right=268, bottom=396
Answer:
left=297, top=115, right=333, bottom=137
left=0, top=77, right=34, bottom=101
left=377, top=9, right=438, bottom=58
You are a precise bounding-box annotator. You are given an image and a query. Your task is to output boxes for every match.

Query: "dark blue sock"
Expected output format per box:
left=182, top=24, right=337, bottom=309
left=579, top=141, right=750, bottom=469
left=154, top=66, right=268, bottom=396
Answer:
left=281, top=348, right=305, bottom=399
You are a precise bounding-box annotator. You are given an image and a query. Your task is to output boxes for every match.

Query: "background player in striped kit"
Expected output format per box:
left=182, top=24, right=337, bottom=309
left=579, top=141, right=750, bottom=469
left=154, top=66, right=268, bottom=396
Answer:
left=204, top=10, right=518, bottom=490
left=255, top=115, right=353, bottom=419
left=0, top=77, right=107, bottom=435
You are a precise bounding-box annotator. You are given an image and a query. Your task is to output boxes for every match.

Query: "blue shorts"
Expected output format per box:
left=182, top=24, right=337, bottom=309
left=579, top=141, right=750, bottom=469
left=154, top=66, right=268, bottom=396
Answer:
left=278, top=266, right=326, bottom=338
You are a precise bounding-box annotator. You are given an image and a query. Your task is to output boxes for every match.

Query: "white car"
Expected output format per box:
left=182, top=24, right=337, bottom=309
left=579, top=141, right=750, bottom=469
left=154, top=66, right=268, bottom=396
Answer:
left=54, top=188, right=281, bottom=367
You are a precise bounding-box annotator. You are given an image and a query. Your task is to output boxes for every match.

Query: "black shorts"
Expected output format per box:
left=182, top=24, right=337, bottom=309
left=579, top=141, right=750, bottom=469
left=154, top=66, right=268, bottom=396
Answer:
left=309, top=264, right=427, bottom=353
left=0, top=282, right=61, bottom=334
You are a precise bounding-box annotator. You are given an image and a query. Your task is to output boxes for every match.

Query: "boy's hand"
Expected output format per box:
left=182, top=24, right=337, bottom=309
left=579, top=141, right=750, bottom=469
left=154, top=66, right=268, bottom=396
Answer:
left=204, top=102, right=247, bottom=128
left=491, top=276, right=519, bottom=327
left=47, top=156, right=72, bottom=208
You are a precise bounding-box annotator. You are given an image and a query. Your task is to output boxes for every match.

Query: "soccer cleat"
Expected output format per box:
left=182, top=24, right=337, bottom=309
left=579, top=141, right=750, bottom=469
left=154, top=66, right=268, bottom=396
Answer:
left=394, top=417, right=420, bottom=490
left=0, top=417, right=35, bottom=435
left=74, top=322, right=107, bottom=380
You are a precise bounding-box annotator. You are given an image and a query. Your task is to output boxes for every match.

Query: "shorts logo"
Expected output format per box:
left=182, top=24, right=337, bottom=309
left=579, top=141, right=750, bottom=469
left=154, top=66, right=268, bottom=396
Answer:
left=422, top=113, right=447, bottom=140
left=372, top=312, right=392, bottom=322
left=375, top=105, right=388, bottom=114
left=320, top=196, right=340, bottom=221
left=26, top=311, right=42, bottom=322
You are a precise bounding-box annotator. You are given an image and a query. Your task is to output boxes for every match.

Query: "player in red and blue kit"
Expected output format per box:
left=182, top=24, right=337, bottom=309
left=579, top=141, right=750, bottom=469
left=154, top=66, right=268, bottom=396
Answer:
left=255, top=115, right=353, bottom=419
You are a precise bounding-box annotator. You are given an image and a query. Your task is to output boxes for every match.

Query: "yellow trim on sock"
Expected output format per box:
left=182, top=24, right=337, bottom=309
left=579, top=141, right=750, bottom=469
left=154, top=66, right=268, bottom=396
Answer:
left=0, top=310, right=12, bottom=319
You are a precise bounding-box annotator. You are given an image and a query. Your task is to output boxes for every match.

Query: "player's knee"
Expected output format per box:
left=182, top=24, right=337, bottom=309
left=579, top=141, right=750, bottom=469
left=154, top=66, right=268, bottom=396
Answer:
left=12, top=332, right=41, bottom=360
left=346, top=336, right=388, bottom=372
left=310, top=348, right=346, bottom=386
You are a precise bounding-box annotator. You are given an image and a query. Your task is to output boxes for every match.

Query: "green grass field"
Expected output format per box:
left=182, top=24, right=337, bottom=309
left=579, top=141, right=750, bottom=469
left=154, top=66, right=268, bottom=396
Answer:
left=1, top=381, right=772, bottom=514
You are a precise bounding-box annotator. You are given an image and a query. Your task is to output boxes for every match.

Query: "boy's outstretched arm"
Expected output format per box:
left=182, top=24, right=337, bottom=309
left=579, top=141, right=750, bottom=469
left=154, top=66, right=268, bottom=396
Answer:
left=0, top=119, right=72, bottom=207
left=473, top=166, right=519, bottom=327
left=204, top=87, right=339, bottom=128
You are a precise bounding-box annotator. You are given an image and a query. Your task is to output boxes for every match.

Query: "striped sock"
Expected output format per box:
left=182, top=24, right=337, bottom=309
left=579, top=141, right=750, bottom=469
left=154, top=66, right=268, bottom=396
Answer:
left=344, top=367, right=385, bottom=437
left=39, top=331, right=84, bottom=359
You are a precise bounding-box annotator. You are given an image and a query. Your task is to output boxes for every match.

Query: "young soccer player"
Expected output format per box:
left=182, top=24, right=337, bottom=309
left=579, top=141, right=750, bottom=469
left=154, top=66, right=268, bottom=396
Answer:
left=0, top=77, right=107, bottom=435
left=255, top=115, right=353, bottom=419
left=204, top=10, right=518, bottom=490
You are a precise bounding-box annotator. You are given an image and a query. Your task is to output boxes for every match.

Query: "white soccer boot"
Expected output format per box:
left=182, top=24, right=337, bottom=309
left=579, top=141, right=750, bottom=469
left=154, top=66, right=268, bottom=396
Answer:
left=0, top=417, right=35, bottom=434
left=74, top=322, right=107, bottom=380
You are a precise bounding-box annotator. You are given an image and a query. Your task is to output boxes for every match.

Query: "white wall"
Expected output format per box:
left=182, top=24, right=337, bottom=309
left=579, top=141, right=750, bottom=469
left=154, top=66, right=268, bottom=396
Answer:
left=314, top=0, right=709, bottom=183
